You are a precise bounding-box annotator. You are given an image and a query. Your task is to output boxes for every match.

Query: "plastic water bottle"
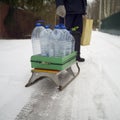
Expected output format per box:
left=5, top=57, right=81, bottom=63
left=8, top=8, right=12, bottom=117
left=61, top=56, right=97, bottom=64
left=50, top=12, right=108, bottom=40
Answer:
left=57, top=24, right=70, bottom=57
left=70, top=33, right=75, bottom=52
left=31, top=23, right=45, bottom=55
left=40, top=29, right=48, bottom=56
left=40, top=25, right=52, bottom=56
left=51, top=25, right=64, bottom=57
left=43, top=25, right=54, bottom=57
left=60, top=24, right=74, bottom=55
left=66, top=32, right=75, bottom=55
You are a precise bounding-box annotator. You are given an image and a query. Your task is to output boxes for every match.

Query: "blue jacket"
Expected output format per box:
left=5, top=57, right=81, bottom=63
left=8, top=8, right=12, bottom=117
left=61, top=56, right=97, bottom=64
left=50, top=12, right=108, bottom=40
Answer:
left=56, top=0, right=87, bottom=15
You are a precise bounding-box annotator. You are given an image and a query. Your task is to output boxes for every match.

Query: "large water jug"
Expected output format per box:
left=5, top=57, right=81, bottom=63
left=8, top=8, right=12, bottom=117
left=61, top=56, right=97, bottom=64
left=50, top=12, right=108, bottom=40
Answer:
left=40, top=25, right=52, bottom=56
left=51, top=25, right=64, bottom=57
left=60, top=24, right=74, bottom=55
left=42, top=25, right=53, bottom=57
left=70, top=32, right=75, bottom=52
left=31, top=23, right=45, bottom=55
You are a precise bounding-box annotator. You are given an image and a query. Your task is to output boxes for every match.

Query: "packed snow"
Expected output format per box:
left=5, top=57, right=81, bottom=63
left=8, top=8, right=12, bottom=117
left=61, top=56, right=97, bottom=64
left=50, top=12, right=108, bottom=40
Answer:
left=0, top=31, right=120, bottom=120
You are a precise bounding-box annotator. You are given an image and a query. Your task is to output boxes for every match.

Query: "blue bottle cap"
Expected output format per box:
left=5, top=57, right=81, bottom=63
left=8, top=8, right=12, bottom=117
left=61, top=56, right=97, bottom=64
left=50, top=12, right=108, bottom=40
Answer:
left=54, top=25, right=61, bottom=29
left=61, top=25, right=66, bottom=29
left=35, top=22, right=42, bottom=27
left=45, top=25, right=51, bottom=29
left=35, top=20, right=45, bottom=26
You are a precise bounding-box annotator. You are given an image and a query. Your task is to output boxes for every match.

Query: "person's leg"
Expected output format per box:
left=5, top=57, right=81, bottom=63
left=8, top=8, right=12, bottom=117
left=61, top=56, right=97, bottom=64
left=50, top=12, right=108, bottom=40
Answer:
left=65, top=14, right=84, bottom=61
left=73, top=14, right=83, bottom=34
left=72, top=31, right=81, bottom=60
left=65, top=14, right=75, bottom=30
left=74, top=14, right=85, bottom=62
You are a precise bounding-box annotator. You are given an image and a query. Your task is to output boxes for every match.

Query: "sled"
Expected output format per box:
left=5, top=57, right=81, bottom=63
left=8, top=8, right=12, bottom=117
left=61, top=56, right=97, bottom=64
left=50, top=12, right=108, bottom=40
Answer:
left=25, top=51, right=80, bottom=90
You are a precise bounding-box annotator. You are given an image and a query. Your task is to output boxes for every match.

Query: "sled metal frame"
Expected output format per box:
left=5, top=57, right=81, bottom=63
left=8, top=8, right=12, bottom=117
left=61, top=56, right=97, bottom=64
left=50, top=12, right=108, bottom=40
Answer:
left=25, top=62, right=80, bottom=91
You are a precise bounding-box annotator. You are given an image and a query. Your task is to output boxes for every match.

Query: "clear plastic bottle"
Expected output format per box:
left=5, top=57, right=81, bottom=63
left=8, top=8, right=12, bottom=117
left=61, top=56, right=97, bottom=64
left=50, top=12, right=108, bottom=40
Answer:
left=60, top=24, right=74, bottom=56
left=44, top=25, right=54, bottom=57
left=51, top=25, right=64, bottom=57
left=40, top=25, right=52, bottom=56
left=31, top=23, right=45, bottom=55
left=70, top=33, right=75, bottom=53
left=66, top=32, right=75, bottom=55
left=70, top=32, right=75, bottom=52
left=40, top=29, right=48, bottom=56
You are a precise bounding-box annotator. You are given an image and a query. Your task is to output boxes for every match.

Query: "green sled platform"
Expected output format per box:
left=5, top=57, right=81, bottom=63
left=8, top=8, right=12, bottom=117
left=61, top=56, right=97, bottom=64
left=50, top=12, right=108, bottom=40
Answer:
left=25, top=52, right=80, bottom=90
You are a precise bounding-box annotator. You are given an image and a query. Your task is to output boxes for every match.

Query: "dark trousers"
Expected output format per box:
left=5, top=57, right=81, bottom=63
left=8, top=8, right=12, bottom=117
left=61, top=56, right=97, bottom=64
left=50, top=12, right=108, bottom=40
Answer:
left=59, top=14, right=83, bottom=58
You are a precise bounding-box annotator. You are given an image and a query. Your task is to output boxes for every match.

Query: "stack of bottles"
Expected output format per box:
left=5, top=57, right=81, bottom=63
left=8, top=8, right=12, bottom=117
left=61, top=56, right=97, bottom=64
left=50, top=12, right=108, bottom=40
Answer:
left=31, top=22, right=75, bottom=57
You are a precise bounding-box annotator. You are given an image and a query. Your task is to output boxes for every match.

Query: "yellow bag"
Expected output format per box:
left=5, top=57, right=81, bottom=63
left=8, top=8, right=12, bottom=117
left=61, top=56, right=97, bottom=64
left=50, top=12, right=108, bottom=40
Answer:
left=81, top=18, right=93, bottom=46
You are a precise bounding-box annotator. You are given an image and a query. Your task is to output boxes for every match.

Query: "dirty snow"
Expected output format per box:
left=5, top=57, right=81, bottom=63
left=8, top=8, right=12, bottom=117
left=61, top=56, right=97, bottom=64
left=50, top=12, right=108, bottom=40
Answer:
left=0, top=31, right=120, bottom=120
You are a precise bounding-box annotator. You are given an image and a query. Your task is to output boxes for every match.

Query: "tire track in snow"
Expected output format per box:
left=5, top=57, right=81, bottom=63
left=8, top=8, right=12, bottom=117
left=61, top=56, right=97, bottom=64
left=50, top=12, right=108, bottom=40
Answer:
left=93, top=94, right=107, bottom=120
left=15, top=74, right=77, bottom=120
left=15, top=78, right=58, bottom=120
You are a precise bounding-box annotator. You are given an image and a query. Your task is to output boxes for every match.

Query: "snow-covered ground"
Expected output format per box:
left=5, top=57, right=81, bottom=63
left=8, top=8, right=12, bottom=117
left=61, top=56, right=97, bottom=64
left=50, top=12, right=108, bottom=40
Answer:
left=0, top=31, right=120, bottom=120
